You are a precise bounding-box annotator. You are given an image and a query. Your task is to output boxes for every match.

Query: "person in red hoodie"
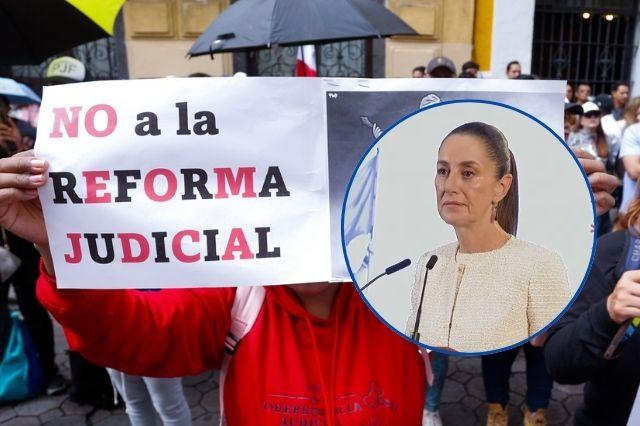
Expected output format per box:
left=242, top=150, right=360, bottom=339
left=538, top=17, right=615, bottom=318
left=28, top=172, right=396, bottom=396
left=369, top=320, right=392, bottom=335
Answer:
left=0, top=151, right=427, bottom=425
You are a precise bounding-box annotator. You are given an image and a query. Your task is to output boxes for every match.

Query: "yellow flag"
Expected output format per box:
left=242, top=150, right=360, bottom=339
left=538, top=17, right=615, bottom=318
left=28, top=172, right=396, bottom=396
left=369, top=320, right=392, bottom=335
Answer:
left=66, top=0, right=126, bottom=35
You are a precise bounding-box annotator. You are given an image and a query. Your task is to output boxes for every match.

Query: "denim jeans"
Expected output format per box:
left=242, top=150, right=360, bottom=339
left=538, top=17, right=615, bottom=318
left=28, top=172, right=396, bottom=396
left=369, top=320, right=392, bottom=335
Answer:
left=481, top=343, right=553, bottom=412
left=425, top=352, right=450, bottom=412
left=107, top=369, right=192, bottom=426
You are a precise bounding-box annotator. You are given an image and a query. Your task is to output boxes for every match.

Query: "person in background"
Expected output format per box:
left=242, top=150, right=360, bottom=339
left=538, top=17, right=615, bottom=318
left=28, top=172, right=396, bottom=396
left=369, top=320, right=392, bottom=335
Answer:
left=564, top=102, right=583, bottom=141
left=412, top=66, right=426, bottom=78
left=610, top=82, right=630, bottom=120
left=459, top=61, right=479, bottom=78
left=621, top=97, right=640, bottom=130
left=575, top=83, right=592, bottom=105
left=566, top=82, right=574, bottom=103
left=187, top=72, right=211, bottom=78
left=422, top=352, right=448, bottom=426
left=0, top=96, right=25, bottom=156
left=426, top=56, right=456, bottom=78
left=0, top=92, right=67, bottom=396
left=567, top=101, right=618, bottom=235
left=594, top=94, right=613, bottom=117
left=107, top=367, right=191, bottom=426
left=567, top=102, right=617, bottom=172
left=618, top=106, right=640, bottom=213
left=0, top=96, right=36, bottom=151
left=602, top=96, right=640, bottom=178
left=505, top=61, right=521, bottom=79
left=483, top=342, right=553, bottom=426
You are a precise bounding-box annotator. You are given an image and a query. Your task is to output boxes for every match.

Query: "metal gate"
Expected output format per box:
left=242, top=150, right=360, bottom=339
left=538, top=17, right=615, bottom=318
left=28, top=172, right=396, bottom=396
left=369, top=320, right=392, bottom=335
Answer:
left=247, top=40, right=373, bottom=78
left=532, top=0, right=638, bottom=94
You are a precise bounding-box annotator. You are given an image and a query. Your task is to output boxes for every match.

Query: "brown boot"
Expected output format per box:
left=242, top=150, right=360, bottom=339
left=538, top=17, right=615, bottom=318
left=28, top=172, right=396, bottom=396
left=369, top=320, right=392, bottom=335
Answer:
left=523, top=406, right=547, bottom=426
left=486, top=403, right=508, bottom=426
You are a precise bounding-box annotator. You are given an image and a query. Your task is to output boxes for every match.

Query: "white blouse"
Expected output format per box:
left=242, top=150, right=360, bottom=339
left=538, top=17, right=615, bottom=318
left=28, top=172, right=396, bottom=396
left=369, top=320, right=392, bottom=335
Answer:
left=405, top=236, right=570, bottom=352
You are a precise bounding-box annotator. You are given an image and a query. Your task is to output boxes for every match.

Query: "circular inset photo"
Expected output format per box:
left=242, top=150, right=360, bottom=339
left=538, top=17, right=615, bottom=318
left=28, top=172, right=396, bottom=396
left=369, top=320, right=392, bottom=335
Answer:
left=341, top=100, right=595, bottom=355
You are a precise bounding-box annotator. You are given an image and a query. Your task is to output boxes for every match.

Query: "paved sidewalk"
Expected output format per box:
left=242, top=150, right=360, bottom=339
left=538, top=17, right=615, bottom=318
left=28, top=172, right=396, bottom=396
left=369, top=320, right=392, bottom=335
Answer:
left=0, top=321, right=583, bottom=425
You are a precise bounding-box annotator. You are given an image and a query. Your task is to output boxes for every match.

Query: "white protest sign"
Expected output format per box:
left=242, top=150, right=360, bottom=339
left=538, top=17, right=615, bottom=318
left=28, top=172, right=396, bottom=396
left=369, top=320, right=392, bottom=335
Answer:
left=37, top=77, right=564, bottom=289
left=36, top=78, right=331, bottom=288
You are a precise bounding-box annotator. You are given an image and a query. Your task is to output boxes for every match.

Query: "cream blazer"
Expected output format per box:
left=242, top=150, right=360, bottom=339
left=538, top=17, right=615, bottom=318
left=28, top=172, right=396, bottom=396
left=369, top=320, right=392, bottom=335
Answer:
left=405, top=237, right=570, bottom=352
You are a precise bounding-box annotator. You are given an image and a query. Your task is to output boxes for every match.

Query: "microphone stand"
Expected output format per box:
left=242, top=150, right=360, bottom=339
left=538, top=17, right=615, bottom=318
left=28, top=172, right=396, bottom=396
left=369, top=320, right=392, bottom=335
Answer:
left=412, top=264, right=430, bottom=341
left=361, top=271, right=385, bottom=291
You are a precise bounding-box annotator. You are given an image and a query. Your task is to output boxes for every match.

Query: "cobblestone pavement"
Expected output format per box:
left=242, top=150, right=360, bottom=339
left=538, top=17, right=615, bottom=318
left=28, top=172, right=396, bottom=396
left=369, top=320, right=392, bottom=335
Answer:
left=0, top=321, right=583, bottom=425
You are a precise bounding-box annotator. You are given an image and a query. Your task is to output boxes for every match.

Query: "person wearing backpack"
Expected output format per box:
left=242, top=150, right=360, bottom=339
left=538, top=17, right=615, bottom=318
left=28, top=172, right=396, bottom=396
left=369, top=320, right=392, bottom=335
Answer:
left=544, top=196, right=640, bottom=425
left=0, top=152, right=429, bottom=425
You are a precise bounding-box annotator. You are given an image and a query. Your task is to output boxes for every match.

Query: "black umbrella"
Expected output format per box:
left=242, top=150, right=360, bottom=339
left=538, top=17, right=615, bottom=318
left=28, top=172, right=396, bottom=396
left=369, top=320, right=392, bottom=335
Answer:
left=188, top=0, right=417, bottom=57
left=0, top=0, right=125, bottom=65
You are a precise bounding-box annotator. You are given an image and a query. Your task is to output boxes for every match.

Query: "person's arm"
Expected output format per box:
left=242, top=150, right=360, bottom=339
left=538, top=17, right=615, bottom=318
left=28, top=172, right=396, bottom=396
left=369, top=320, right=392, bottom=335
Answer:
left=544, top=232, right=624, bottom=384
left=622, top=155, right=640, bottom=180
left=527, top=249, right=571, bottom=336
left=36, top=247, right=236, bottom=378
left=620, top=127, right=640, bottom=179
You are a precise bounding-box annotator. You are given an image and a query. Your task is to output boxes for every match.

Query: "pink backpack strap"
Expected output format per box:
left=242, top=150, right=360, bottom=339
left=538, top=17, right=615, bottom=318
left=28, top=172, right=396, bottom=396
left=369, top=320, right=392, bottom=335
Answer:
left=419, top=347, right=434, bottom=386
left=219, top=286, right=266, bottom=426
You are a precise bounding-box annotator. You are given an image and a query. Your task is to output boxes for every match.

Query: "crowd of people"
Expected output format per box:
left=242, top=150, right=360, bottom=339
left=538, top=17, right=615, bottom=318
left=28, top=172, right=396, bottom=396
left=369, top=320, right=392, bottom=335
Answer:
left=0, top=52, right=636, bottom=426
left=408, top=55, right=640, bottom=426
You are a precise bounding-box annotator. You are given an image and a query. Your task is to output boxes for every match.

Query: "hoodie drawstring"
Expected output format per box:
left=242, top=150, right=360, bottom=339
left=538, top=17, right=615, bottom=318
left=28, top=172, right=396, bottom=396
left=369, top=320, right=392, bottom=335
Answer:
left=329, top=313, right=339, bottom=426
left=305, top=316, right=336, bottom=426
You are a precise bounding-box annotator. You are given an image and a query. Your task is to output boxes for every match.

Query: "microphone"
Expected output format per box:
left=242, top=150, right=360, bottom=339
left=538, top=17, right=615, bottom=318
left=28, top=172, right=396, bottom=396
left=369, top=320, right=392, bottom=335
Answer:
left=411, top=255, right=438, bottom=341
left=361, top=258, right=412, bottom=291
left=385, top=258, right=411, bottom=275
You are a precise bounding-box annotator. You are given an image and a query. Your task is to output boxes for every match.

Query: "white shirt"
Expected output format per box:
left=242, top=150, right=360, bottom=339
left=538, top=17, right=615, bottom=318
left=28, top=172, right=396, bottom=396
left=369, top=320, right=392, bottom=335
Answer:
left=406, top=237, right=570, bottom=352
left=619, top=123, right=640, bottom=212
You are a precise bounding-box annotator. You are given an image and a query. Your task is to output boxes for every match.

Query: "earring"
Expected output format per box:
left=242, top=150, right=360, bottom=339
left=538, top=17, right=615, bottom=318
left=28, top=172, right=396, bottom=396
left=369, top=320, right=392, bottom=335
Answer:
left=491, top=202, right=498, bottom=223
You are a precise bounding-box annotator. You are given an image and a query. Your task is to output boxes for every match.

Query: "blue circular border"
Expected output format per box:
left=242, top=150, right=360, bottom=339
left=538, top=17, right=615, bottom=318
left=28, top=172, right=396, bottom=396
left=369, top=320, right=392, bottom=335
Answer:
left=340, top=98, right=598, bottom=357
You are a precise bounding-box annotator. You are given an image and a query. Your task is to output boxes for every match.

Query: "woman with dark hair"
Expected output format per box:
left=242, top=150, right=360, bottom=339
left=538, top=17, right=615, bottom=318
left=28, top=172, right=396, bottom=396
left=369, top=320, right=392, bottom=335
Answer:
left=567, top=101, right=617, bottom=173
left=568, top=101, right=619, bottom=234
left=406, top=122, right=571, bottom=352
left=405, top=122, right=571, bottom=426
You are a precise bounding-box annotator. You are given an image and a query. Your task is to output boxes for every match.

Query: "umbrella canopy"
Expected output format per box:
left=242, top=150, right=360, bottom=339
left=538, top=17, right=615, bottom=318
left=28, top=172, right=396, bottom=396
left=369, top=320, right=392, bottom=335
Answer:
left=0, top=0, right=126, bottom=65
left=188, top=0, right=417, bottom=56
left=0, top=78, right=41, bottom=104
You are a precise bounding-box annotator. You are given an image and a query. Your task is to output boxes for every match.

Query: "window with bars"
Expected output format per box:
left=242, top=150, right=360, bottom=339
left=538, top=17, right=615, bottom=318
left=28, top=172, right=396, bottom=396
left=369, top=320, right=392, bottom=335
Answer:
left=246, top=40, right=373, bottom=78
left=532, top=0, right=638, bottom=95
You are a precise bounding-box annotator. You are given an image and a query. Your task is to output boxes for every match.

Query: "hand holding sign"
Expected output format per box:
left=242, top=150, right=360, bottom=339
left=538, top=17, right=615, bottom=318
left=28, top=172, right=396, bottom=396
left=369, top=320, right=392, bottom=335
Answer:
left=0, top=150, right=49, bottom=246
left=36, top=78, right=332, bottom=288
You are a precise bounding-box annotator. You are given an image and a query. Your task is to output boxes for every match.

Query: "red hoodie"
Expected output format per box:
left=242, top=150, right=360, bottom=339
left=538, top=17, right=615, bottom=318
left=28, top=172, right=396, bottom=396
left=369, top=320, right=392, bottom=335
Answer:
left=36, top=265, right=426, bottom=425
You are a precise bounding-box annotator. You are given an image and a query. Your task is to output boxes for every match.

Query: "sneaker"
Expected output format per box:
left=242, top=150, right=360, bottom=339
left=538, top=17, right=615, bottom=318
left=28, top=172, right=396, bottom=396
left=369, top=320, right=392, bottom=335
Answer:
left=422, top=409, right=443, bottom=426
left=46, top=373, right=69, bottom=396
left=486, top=403, right=508, bottom=426
left=523, top=406, right=547, bottom=426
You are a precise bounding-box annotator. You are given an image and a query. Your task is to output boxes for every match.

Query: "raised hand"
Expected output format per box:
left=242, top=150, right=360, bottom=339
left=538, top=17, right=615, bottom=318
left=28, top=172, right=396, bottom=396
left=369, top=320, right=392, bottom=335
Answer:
left=0, top=150, right=48, bottom=245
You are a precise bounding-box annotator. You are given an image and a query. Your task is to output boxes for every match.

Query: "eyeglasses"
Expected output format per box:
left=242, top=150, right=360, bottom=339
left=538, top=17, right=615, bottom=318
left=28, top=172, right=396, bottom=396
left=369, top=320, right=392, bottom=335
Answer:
left=583, top=112, right=600, bottom=118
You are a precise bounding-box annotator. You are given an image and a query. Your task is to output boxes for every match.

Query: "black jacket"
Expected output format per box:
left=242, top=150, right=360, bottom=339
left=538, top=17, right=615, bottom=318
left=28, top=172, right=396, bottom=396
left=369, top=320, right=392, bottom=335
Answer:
left=545, top=230, right=640, bottom=425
